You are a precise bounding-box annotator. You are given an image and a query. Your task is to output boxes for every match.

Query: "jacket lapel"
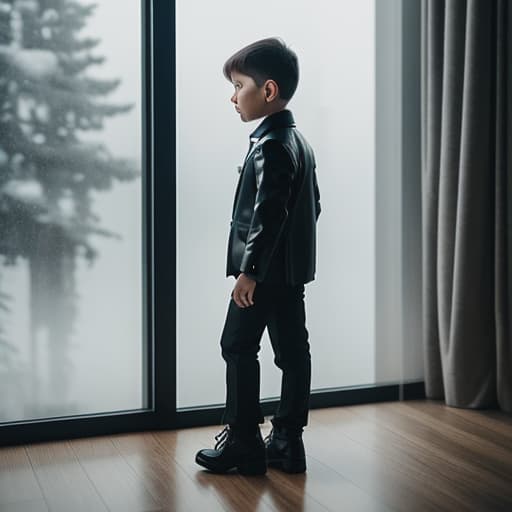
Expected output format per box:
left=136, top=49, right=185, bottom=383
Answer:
left=231, top=109, right=296, bottom=219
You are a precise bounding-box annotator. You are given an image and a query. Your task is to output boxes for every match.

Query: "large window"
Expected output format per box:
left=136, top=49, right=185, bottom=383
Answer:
left=0, top=0, right=423, bottom=444
left=0, top=0, right=144, bottom=422
left=175, top=0, right=411, bottom=411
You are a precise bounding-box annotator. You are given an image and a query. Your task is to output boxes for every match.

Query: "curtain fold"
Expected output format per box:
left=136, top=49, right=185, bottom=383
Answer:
left=421, top=0, right=512, bottom=412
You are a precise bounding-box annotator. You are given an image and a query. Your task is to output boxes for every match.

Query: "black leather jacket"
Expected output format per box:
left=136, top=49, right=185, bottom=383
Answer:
left=226, top=109, right=321, bottom=285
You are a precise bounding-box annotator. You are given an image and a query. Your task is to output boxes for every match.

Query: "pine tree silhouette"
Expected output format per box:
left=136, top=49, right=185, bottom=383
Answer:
left=0, top=0, right=140, bottom=415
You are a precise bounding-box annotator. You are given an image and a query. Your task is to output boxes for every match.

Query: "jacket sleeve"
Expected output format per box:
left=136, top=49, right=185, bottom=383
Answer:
left=240, top=139, right=295, bottom=282
left=313, top=165, right=321, bottom=221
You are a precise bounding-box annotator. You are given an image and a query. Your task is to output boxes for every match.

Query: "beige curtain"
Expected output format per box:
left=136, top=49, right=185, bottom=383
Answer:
left=421, top=0, right=512, bottom=412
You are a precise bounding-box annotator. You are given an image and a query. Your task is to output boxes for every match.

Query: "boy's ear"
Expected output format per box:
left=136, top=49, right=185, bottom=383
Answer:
left=263, top=79, right=279, bottom=102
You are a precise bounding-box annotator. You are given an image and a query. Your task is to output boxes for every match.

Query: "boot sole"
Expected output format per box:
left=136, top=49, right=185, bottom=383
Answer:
left=195, top=453, right=267, bottom=476
left=267, top=457, right=306, bottom=473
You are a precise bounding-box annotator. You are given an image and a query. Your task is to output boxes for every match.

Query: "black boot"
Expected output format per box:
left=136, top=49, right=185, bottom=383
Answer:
left=264, top=423, right=306, bottom=473
left=195, top=424, right=267, bottom=475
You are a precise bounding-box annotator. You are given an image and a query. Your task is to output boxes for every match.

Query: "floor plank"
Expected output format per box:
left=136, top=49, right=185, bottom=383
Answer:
left=24, top=441, right=108, bottom=512
left=0, top=446, right=49, bottom=511
left=69, top=434, right=162, bottom=512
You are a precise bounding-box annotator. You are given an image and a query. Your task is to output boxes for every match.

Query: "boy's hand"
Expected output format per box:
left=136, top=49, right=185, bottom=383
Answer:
left=232, top=273, right=256, bottom=308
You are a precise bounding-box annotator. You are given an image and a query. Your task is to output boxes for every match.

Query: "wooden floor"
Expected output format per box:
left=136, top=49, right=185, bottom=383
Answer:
left=1, top=399, right=512, bottom=511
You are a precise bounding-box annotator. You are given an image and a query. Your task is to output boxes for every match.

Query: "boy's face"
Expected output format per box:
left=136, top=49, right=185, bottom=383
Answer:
left=230, top=70, right=270, bottom=122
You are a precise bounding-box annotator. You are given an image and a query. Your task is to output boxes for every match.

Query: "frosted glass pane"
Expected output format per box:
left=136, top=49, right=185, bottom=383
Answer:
left=177, top=0, right=382, bottom=409
left=0, top=1, right=143, bottom=422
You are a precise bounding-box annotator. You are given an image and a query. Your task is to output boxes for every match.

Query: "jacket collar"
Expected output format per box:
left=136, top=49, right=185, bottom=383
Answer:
left=249, top=108, right=296, bottom=142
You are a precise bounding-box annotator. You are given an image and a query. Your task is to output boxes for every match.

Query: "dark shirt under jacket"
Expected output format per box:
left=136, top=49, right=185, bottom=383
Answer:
left=226, top=108, right=321, bottom=286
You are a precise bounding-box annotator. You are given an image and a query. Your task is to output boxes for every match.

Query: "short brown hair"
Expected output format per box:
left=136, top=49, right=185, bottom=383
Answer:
left=223, top=37, right=299, bottom=101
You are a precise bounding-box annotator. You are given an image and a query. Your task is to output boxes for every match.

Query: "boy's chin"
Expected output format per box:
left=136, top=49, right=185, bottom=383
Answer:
left=239, top=112, right=264, bottom=123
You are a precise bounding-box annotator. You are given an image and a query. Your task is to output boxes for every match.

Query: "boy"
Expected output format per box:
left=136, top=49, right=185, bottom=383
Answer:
left=195, top=37, right=321, bottom=476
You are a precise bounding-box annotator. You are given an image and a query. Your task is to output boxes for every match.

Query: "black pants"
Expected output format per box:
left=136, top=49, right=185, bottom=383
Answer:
left=219, top=280, right=311, bottom=431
